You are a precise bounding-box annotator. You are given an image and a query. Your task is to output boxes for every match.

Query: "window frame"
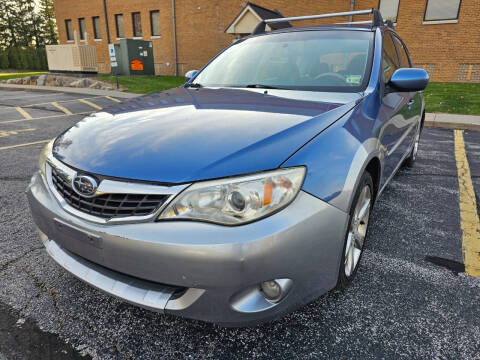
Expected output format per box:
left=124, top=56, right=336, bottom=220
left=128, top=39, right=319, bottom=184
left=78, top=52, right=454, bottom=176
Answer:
left=115, top=14, right=125, bottom=39
left=65, top=19, right=73, bottom=41
left=423, top=0, right=462, bottom=22
left=390, top=33, right=412, bottom=68
left=382, top=31, right=401, bottom=83
left=78, top=18, right=86, bottom=40
left=132, top=12, right=142, bottom=38
left=150, top=10, right=160, bottom=37
left=92, top=16, right=102, bottom=40
left=378, top=0, right=400, bottom=23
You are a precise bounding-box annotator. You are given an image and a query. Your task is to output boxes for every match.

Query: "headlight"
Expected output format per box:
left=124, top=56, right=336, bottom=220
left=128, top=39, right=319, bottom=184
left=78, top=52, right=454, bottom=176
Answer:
left=158, top=167, right=306, bottom=225
left=39, top=139, right=54, bottom=178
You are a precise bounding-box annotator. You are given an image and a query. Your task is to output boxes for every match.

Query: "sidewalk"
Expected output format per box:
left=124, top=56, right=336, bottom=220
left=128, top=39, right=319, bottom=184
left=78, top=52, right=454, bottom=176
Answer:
left=1, top=83, right=479, bottom=131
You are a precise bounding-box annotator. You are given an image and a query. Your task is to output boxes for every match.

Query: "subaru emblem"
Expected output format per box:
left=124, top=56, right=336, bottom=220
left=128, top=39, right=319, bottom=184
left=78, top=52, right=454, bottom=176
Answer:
left=72, top=175, right=98, bottom=197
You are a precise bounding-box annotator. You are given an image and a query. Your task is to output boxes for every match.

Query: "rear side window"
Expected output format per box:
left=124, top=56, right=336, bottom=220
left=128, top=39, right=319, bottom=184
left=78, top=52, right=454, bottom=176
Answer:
left=382, top=33, right=400, bottom=83
left=392, top=35, right=411, bottom=68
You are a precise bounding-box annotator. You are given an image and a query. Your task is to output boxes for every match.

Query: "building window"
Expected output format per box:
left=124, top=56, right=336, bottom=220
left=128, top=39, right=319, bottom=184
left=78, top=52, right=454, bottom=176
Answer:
left=78, top=18, right=86, bottom=40
left=424, top=0, right=461, bottom=21
left=132, top=12, right=142, bottom=37
left=115, top=14, right=125, bottom=38
left=150, top=10, right=160, bottom=36
left=378, top=0, right=400, bottom=22
left=92, top=16, right=102, bottom=40
left=65, top=19, right=73, bottom=41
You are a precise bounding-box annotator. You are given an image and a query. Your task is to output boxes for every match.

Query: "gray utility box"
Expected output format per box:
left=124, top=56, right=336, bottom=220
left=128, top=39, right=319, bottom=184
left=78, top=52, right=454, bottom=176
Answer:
left=112, top=39, right=154, bottom=76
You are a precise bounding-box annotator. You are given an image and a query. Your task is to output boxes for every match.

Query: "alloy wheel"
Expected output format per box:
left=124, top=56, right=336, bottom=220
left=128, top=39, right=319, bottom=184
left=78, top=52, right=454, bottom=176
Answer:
left=344, top=185, right=371, bottom=277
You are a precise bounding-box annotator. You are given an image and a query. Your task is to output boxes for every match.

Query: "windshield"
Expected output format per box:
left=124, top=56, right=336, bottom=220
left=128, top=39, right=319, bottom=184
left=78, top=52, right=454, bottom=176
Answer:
left=193, top=30, right=374, bottom=92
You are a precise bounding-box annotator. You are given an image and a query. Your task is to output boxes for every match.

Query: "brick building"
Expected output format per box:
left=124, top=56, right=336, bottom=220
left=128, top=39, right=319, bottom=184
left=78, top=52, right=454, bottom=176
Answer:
left=53, top=0, right=480, bottom=82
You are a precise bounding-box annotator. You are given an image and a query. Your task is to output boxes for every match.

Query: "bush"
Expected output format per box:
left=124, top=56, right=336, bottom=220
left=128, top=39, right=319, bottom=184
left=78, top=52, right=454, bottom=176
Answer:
left=36, top=48, right=48, bottom=70
left=3, top=47, right=48, bottom=71
left=7, top=48, right=20, bottom=69
left=0, top=50, right=9, bottom=69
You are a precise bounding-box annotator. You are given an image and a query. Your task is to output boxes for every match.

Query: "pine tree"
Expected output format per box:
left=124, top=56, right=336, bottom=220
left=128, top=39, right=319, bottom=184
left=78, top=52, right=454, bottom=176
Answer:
left=38, top=0, right=58, bottom=46
left=0, top=1, right=21, bottom=48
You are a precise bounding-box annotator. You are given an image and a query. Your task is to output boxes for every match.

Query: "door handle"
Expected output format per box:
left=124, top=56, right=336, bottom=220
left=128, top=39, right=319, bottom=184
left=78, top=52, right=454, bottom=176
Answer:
left=407, top=99, right=415, bottom=109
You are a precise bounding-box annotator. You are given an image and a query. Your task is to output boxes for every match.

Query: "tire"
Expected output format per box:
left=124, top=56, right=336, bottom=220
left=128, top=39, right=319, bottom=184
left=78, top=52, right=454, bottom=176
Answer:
left=336, top=171, right=374, bottom=290
left=404, top=116, right=424, bottom=167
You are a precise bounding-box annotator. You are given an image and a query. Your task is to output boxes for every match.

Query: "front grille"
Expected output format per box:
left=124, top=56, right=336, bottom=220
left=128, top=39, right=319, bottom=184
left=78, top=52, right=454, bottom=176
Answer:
left=51, top=167, right=169, bottom=219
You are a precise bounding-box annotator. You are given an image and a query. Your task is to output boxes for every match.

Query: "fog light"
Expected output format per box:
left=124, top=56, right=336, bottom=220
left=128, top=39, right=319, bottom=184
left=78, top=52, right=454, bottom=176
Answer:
left=261, top=280, right=281, bottom=301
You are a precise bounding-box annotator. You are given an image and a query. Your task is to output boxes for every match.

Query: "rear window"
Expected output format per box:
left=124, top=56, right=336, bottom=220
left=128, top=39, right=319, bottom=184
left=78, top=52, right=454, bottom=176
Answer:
left=193, top=30, right=374, bottom=92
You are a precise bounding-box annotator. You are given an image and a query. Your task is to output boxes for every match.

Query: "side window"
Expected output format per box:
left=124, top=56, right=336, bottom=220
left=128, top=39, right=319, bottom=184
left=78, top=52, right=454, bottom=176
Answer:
left=382, top=33, right=400, bottom=83
left=392, top=36, right=411, bottom=68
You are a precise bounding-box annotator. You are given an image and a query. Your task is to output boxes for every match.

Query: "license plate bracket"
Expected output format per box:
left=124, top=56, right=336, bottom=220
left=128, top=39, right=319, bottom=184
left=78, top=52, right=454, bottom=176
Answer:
left=53, top=218, right=103, bottom=250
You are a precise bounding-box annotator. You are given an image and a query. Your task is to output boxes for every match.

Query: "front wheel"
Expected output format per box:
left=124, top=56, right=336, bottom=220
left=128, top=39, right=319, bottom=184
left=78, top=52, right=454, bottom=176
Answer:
left=336, top=172, right=373, bottom=289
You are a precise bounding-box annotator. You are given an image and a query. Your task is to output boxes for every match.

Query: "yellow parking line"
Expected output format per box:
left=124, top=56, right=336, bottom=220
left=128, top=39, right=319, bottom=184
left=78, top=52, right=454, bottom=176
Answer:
left=0, top=128, right=36, bottom=138
left=0, top=111, right=93, bottom=124
left=0, top=139, right=50, bottom=151
left=105, top=96, right=121, bottom=103
left=79, top=98, right=102, bottom=110
left=15, top=107, right=32, bottom=120
left=51, top=102, right=73, bottom=115
left=22, top=96, right=104, bottom=108
left=454, top=129, right=480, bottom=277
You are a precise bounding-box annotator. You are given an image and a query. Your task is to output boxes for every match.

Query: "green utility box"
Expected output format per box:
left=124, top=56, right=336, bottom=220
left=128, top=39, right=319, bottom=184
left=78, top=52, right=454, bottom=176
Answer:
left=112, top=39, right=154, bottom=76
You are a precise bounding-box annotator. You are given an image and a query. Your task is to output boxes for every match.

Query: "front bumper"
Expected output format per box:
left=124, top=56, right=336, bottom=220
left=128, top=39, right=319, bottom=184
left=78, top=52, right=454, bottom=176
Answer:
left=27, top=171, right=349, bottom=326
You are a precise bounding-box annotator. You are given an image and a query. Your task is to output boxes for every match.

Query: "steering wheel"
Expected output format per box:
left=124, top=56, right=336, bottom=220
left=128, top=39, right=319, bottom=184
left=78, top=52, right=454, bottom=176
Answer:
left=314, top=72, right=347, bottom=85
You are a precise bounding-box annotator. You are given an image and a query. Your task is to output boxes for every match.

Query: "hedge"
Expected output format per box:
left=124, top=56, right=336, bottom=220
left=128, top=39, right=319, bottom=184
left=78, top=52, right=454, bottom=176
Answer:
left=0, top=47, right=48, bottom=70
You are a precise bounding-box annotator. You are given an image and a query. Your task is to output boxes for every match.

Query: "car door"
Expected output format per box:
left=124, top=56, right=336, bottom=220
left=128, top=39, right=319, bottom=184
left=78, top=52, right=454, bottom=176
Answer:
left=392, top=34, right=422, bottom=154
left=378, top=32, right=412, bottom=188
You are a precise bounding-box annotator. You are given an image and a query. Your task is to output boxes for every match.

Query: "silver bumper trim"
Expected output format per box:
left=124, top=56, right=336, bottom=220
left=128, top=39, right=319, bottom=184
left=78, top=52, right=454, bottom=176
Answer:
left=44, top=239, right=179, bottom=312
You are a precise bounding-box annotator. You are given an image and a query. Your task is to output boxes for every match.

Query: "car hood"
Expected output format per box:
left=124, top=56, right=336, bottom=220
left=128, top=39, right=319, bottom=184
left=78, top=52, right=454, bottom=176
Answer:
left=53, top=87, right=358, bottom=183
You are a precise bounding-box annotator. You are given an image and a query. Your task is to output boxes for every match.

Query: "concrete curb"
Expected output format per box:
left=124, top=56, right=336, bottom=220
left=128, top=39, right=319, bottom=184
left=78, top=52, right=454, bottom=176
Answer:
left=0, top=84, right=140, bottom=99
left=425, top=113, right=480, bottom=131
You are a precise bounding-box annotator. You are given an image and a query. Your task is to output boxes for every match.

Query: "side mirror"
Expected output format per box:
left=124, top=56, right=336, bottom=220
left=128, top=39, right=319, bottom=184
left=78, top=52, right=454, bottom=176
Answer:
left=185, top=70, right=199, bottom=83
left=388, top=68, right=429, bottom=92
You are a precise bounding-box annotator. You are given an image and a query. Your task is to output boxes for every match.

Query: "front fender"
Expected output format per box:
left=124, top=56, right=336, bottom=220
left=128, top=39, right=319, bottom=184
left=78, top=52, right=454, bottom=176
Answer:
left=281, top=100, right=384, bottom=213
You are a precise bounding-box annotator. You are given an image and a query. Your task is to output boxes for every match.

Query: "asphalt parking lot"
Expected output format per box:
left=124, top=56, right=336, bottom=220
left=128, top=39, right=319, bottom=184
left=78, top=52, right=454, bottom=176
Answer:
left=0, top=89, right=479, bottom=360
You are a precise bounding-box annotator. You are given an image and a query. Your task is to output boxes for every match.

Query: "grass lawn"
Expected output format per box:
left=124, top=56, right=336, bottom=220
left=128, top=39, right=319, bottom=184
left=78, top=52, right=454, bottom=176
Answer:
left=423, top=82, right=480, bottom=115
left=0, top=71, right=48, bottom=81
left=97, top=75, right=185, bottom=94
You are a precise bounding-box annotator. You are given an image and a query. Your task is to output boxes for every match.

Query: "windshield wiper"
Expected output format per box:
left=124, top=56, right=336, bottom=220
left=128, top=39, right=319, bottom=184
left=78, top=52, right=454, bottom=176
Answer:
left=185, top=83, right=203, bottom=88
left=245, top=84, right=283, bottom=89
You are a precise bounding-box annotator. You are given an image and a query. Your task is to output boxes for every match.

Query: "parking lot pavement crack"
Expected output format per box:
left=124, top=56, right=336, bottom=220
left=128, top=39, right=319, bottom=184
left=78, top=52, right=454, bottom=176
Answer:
left=18, top=264, right=125, bottom=359
left=0, top=208, right=30, bottom=225
left=0, top=246, right=43, bottom=274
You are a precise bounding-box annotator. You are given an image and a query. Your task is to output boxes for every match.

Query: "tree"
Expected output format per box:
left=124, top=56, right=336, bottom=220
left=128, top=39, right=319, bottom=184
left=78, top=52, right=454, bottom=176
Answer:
left=38, top=0, right=58, bottom=46
left=0, top=0, right=58, bottom=49
left=0, top=1, right=21, bottom=48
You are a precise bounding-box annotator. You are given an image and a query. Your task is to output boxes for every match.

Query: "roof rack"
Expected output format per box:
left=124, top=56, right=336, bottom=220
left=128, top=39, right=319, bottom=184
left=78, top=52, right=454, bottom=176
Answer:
left=251, top=9, right=386, bottom=35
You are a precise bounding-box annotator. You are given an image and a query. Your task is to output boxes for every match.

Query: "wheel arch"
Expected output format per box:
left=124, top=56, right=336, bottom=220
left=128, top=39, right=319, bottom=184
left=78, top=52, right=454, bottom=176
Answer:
left=364, top=156, right=381, bottom=202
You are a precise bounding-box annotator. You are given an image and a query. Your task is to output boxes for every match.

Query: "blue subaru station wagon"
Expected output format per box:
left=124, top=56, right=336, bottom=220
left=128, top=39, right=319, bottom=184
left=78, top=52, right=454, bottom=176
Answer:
left=27, top=10, right=428, bottom=326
